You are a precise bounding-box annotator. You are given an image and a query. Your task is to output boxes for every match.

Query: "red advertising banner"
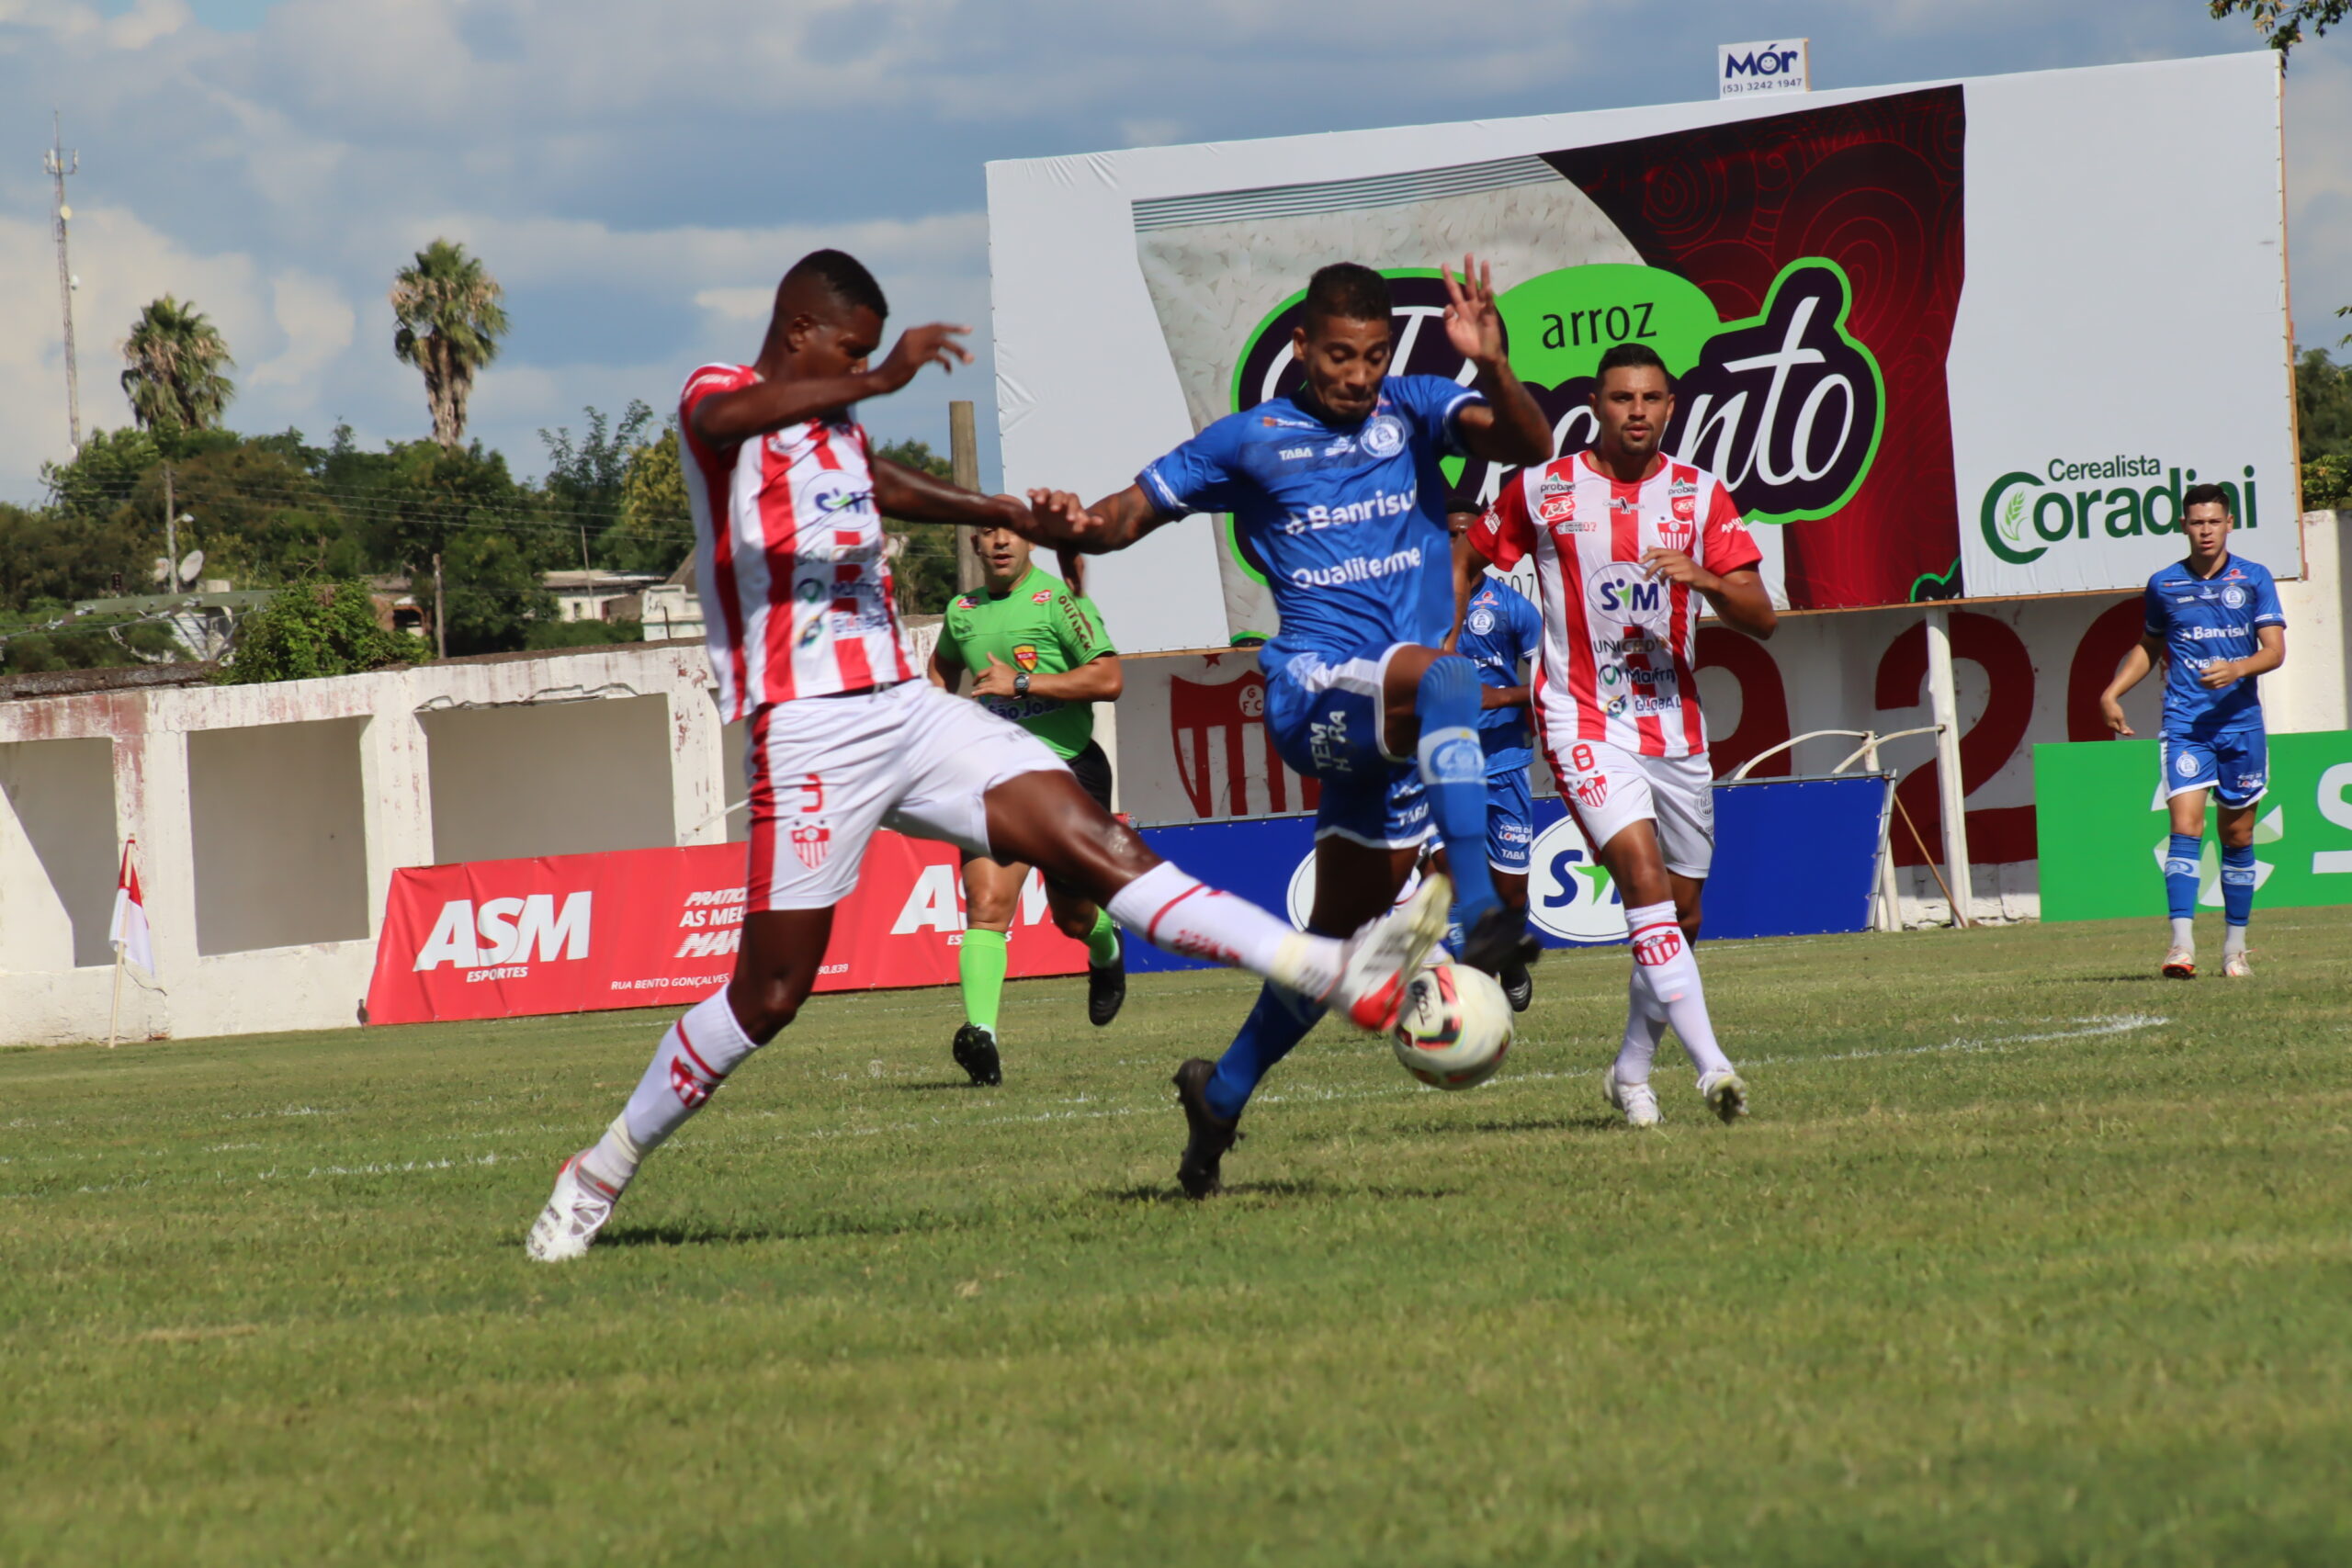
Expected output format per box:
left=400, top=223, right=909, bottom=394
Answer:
left=364, top=832, right=1088, bottom=1027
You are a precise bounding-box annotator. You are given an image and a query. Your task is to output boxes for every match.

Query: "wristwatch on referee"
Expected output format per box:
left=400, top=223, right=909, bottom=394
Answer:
left=1012, top=671, right=1031, bottom=698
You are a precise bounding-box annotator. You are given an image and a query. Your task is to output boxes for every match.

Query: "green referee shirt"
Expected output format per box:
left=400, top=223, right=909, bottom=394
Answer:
left=937, top=567, right=1116, bottom=760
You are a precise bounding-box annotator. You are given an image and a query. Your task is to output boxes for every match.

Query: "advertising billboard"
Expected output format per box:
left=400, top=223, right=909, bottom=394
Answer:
left=989, top=51, right=2294, bottom=654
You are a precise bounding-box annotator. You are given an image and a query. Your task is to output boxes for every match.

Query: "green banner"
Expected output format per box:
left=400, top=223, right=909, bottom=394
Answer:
left=2033, top=730, right=2352, bottom=922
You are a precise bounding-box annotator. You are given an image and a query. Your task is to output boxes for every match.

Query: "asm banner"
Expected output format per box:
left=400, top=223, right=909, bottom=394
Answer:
left=989, top=51, right=2294, bottom=652
left=364, top=834, right=1089, bottom=1027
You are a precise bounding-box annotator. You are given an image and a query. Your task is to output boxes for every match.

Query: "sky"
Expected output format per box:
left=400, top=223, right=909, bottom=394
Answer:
left=1, top=0, right=2346, bottom=503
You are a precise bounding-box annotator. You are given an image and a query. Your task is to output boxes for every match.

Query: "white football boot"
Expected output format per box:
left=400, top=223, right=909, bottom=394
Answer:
left=2223, top=949, right=2253, bottom=978
left=2162, top=946, right=2197, bottom=980
left=1699, top=1068, right=1749, bottom=1124
left=1328, top=874, right=1453, bottom=1032
left=525, top=1153, right=619, bottom=1263
left=1603, top=1073, right=1662, bottom=1129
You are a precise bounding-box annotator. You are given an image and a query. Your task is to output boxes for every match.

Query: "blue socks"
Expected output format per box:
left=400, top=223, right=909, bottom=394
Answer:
left=2165, top=833, right=2200, bottom=921
left=1207, top=984, right=1327, bottom=1121
left=1416, top=657, right=1498, bottom=930
left=2221, top=842, right=2256, bottom=929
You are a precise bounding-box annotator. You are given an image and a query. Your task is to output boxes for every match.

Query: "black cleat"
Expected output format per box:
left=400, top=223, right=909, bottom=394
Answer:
left=1171, top=1057, right=1239, bottom=1199
left=951, top=1023, right=1002, bottom=1087
left=1459, top=905, right=1541, bottom=981
left=1087, top=941, right=1126, bottom=1028
left=1499, top=960, right=1533, bottom=1012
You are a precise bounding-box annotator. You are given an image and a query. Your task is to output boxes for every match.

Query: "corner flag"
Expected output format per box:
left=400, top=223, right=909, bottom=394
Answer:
left=109, top=839, right=153, bottom=976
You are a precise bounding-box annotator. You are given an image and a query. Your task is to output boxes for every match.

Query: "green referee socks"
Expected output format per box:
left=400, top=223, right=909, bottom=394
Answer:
left=1083, top=908, right=1122, bottom=968
left=960, top=929, right=1008, bottom=1033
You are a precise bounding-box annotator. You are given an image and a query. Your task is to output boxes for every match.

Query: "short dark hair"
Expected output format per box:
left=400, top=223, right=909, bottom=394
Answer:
left=1302, top=263, right=1392, bottom=332
left=1596, top=342, right=1669, bottom=383
left=2182, top=481, right=2233, bottom=514
left=786, top=249, right=888, bottom=319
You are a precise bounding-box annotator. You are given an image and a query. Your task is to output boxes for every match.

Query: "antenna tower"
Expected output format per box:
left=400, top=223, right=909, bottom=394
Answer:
left=44, top=111, right=82, bottom=452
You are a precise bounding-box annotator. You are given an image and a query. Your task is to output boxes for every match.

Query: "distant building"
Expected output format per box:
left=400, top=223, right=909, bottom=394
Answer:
left=544, top=570, right=664, bottom=624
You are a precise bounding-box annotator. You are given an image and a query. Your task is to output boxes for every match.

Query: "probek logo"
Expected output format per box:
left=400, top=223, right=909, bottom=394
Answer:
left=413, top=892, right=592, bottom=973
left=1979, top=460, right=2266, bottom=567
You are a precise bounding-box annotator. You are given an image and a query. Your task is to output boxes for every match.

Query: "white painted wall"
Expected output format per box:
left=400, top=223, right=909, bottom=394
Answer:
left=0, top=736, right=117, bottom=970
left=188, top=717, right=371, bottom=955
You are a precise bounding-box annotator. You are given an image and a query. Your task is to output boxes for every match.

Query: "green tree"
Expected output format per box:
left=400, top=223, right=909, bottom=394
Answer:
left=391, top=240, right=509, bottom=449
left=2208, top=0, right=2347, bottom=56
left=0, top=500, right=153, bottom=613
left=2298, top=347, right=2352, bottom=509
left=540, top=401, right=684, bottom=574
left=119, top=296, right=236, bottom=434
left=223, top=580, right=418, bottom=684
left=606, top=420, right=692, bottom=576
left=875, top=437, right=962, bottom=616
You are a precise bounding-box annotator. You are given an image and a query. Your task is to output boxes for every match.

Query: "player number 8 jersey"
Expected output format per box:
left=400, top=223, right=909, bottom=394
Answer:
left=1470, top=451, right=1761, bottom=761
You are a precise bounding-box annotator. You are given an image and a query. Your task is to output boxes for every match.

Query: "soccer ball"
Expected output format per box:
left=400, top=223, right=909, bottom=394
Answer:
left=1389, top=962, right=1512, bottom=1090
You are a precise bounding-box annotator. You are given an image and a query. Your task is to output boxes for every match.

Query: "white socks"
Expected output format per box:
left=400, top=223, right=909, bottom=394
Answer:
left=2171, top=916, right=2196, bottom=952
left=2223, top=922, right=2248, bottom=959
left=1614, top=964, right=1668, bottom=1084
left=1107, top=863, right=1339, bottom=998
left=580, top=989, right=760, bottom=1194
left=1624, top=901, right=1733, bottom=1083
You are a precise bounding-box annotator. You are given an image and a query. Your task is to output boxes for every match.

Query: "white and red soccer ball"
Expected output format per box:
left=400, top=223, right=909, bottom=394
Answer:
left=1389, top=961, right=1513, bottom=1090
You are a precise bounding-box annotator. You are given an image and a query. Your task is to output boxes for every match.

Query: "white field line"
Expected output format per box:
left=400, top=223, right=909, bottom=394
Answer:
left=0, top=1017, right=2168, bottom=1197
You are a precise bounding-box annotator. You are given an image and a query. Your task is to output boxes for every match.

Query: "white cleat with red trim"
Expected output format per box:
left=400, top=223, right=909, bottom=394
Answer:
left=1327, top=874, right=1453, bottom=1032
left=525, top=1152, right=619, bottom=1263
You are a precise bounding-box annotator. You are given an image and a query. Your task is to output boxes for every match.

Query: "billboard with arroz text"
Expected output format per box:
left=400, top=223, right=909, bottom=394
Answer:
left=989, top=52, right=2295, bottom=653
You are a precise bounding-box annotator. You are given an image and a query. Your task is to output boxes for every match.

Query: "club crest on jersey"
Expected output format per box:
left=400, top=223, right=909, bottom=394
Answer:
left=1360, top=414, right=1406, bottom=458
left=1468, top=607, right=1496, bottom=636
left=790, top=824, right=831, bottom=869
left=2221, top=585, right=2247, bottom=609
left=1657, top=520, right=1696, bottom=553
left=1013, top=643, right=1039, bottom=671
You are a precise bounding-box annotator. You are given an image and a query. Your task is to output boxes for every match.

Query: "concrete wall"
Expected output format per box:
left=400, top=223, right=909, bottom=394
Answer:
left=0, top=737, right=118, bottom=970
left=0, top=643, right=726, bottom=1046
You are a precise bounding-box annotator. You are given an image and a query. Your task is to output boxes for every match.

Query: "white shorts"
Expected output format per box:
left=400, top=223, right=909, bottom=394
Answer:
left=1547, top=739, right=1716, bottom=879
left=745, top=680, right=1066, bottom=910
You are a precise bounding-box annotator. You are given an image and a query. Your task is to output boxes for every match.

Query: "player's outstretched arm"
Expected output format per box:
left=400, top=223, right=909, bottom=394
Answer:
left=690, top=324, right=972, bottom=445
left=871, top=456, right=1035, bottom=532
left=1011, top=485, right=1169, bottom=555
left=1439, top=257, right=1552, bottom=468
left=2098, top=637, right=2162, bottom=735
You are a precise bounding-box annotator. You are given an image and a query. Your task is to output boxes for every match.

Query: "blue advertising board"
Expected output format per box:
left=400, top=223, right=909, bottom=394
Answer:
left=1131, top=774, right=1887, bottom=974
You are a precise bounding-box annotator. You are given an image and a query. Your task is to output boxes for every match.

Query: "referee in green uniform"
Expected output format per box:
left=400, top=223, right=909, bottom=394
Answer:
left=928, top=524, right=1126, bottom=1086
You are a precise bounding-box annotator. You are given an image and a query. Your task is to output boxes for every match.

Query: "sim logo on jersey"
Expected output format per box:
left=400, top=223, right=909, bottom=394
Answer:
left=1585, top=561, right=1673, bottom=629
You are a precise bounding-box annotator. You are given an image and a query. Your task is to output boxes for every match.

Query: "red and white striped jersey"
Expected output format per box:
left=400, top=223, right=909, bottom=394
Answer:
left=1469, top=451, right=1760, bottom=761
left=679, top=363, right=916, bottom=720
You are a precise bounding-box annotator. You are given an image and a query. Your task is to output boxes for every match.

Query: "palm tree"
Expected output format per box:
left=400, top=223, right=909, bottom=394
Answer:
left=390, top=239, right=509, bottom=448
left=120, top=296, right=236, bottom=432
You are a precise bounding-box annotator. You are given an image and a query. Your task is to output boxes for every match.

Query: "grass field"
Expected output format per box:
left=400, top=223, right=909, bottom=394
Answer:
left=5, top=911, right=2352, bottom=1566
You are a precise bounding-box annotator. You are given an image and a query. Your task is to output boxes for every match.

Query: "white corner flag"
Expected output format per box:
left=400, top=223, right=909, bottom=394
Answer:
left=110, top=839, right=154, bottom=976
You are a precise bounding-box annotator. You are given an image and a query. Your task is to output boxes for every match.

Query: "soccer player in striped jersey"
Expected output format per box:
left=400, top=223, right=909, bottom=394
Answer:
left=1458, top=342, right=1777, bottom=1128
left=526, top=251, right=1450, bottom=1260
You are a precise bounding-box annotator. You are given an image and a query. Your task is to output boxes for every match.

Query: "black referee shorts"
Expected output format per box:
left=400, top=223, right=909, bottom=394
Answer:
left=1065, top=739, right=1114, bottom=812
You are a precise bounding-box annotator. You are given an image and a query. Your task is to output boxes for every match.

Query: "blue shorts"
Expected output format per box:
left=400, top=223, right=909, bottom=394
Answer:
left=1486, top=766, right=1534, bottom=873
left=1265, top=643, right=1430, bottom=850
left=2161, top=728, right=2267, bottom=807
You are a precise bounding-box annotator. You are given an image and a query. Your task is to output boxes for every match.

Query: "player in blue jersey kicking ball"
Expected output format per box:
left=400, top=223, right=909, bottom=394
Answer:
left=1017, top=258, right=1554, bottom=1195
left=1441, top=507, right=1545, bottom=1011
left=2099, top=482, right=2286, bottom=979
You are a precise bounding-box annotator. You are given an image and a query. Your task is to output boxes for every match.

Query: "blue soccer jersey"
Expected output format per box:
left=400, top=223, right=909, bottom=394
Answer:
left=1455, top=576, right=1544, bottom=775
left=1136, top=375, right=1484, bottom=663
left=2143, top=554, right=2284, bottom=737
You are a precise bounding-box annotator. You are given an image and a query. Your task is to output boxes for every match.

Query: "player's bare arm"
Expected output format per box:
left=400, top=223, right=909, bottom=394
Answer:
left=691, top=323, right=972, bottom=446
left=1438, top=258, right=1551, bottom=467
left=1640, top=550, right=1776, bottom=640
left=970, top=651, right=1123, bottom=703
left=2099, top=637, right=2163, bottom=736
left=1013, top=485, right=1170, bottom=554
left=870, top=457, right=1037, bottom=532
left=926, top=642, right=962, bottom=692
left=2196, top=623, right=2285, bottom=689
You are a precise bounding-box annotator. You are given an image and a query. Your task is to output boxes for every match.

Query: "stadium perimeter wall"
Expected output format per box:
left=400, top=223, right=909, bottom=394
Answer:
left=0, top=525, right=2339, bottom=1044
